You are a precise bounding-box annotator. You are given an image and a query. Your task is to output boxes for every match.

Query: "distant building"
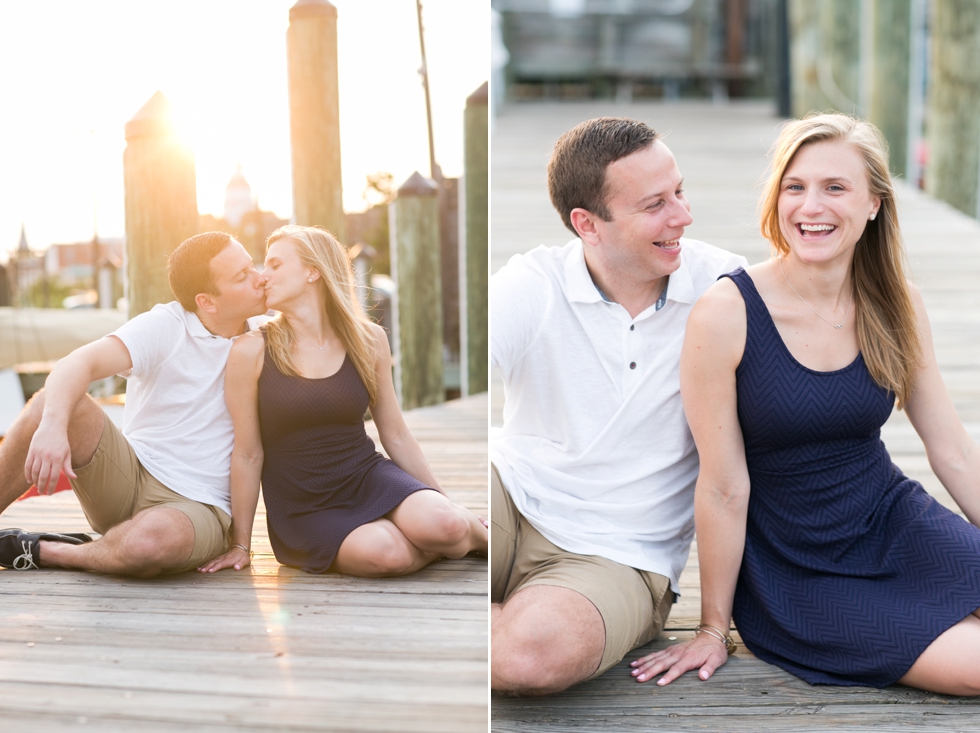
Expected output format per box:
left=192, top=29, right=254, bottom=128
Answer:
left=45, top=238, right=124, bottom=286
left=12, top=224, right=44, bottom=306
left=345, top=204, right=389, bottom=274
left=224, top=164, right=256, bottom=227
left=0, top=262, right=10, bottom=306
left=200, top=168, right=288, bottom=264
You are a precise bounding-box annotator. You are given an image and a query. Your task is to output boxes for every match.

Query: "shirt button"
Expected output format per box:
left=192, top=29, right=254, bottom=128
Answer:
left=630, top=324, right=635, bottom=331
left=629, top=362, right=636, bottom=369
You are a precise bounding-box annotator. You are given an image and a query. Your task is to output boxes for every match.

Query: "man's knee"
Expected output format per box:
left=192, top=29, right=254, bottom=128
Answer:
left=22, top=389, right=103, bottom=467
left=493, top=623, right=579, bottom=694
left=492, top=588, right=605, bottom=695
left=119, top=509, right=195, bottom=572
left=17, top=388, right=48, bottom=430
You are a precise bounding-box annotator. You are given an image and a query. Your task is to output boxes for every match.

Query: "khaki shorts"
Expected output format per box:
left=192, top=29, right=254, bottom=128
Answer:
left=68, top=412, right=231, bottom=574
left=491, top=464, right=674, bottom=679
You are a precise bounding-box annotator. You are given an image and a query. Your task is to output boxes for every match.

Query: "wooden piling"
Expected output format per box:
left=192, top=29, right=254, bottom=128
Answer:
left=438, top=177, right=460, bottom=395
left=286, top=0, right=345, bottom=241
left=869, top=0, right=911, bottom=178
left=123, top=91, right=198, bottom=319
left=390, top=172, right=443, bottom=410
left=788, top=0, right=861, bottom=117
left=461, top=83, right=488, bottom=397
left=926, top=0, right=980, bottom=217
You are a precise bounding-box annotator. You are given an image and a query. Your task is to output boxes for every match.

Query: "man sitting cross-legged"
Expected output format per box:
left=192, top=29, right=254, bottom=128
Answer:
left=0, top=232, right=267, bottom=577
left=491, top=117, right=747, bottom=695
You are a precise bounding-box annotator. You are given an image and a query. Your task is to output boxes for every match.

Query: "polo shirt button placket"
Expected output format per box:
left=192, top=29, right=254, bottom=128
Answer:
left=626, top=321, right=638, bottom=377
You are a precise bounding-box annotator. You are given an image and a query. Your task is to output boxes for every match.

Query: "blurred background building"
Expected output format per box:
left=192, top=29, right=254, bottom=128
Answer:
left=494, top=0, right=782, bottom=104
left=492, top=0, right=980, bottom=223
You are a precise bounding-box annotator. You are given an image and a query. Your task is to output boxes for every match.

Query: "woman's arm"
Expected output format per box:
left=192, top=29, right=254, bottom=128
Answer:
left=632, top=278, right=751, bottom=684
left=904, top=285, right=980, bottom=525
left=199, top=332, right=266, bottom=573
left=366, top=324, right=444, bottom=494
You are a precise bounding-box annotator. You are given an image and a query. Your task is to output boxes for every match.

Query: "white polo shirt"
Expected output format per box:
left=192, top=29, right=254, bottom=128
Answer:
left=111, top=301, right=254, bottom=516
left=490, top=238, right=746, bottom=592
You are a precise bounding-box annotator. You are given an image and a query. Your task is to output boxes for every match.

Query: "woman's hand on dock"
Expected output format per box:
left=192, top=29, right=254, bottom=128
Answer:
left=630, top=634, right=729, bottom=685
left=197, top=545, right=252, bottom=573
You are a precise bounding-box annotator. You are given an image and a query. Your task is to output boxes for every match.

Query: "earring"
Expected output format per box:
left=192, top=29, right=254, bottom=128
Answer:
left=307, top=276, right=313, bottom=283
left=869, top=212, right=877, bottom=221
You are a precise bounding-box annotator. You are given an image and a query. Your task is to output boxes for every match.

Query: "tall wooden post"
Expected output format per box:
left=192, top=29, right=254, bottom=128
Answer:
left=927, top=0, right=980, bottom=217
left=123, top=91, right=198, bottom=319
left=439, top=177, right=460, bottom=395
left=287, top=0, right=345, bottom=241
left=788, top=0, right=861, bottom=117
left=869, top=0, right=911, bottom=179
left=460, top=83, right=488, bottom=397
left=390, top=172, right=443, bottom=410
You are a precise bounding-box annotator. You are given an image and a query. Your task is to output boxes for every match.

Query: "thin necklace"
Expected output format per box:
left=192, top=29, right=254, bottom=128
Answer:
left=778, top=258, right=852, bottom=330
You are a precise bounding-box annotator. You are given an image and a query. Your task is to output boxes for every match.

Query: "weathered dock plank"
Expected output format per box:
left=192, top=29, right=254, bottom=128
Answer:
left=491, top=100, right=980, bottom=732
left=0, top=394, right=489, bottom=732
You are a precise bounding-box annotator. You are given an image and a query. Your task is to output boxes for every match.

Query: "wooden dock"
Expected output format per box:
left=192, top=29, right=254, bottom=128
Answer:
left=491, top=100, right=980, bottom=731
left=0, top=394, right=488, bottom=732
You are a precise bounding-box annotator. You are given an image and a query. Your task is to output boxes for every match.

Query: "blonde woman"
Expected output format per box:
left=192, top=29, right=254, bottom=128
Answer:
left=632, top=115, right=980, bottom=693
left=200, top=225, right=487, bottom=576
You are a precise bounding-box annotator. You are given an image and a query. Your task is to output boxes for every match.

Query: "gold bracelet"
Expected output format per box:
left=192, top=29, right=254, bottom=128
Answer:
left=696, top=624, right=737, bottom=656
left=232, top=543, right=254, bottom=558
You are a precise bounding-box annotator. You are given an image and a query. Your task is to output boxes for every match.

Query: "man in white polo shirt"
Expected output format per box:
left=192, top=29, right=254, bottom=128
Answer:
left=491, top=117, right=746, bottom=695
left=0, top=232, right=267, bottom=576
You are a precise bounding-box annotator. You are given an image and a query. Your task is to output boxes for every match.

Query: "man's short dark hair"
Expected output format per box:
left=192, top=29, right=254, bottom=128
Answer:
left=167, top=232, right=233, bottom=312
left=547, top=117, right=660, bottom=234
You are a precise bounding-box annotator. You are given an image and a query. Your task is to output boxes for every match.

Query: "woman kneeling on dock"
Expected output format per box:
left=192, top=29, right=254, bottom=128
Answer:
left=632, top=114, right=980, bottom=694
left=199, top=225, right=487, bottom=576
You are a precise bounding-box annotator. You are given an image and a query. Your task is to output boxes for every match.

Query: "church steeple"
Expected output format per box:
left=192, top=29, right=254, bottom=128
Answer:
left=17, top=223, right=28, bottom=254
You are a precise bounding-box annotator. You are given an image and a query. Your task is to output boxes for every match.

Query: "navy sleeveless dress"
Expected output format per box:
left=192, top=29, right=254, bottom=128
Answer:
left=258, top=344, right=433, bottom=573
left=725, top=268, right=980, bottom=687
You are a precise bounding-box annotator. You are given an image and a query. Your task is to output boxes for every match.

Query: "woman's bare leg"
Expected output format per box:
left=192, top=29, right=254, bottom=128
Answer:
left=387, top=489, right=488, bottom=558
left=332, top=518, right=438, bottom=577
left=898, top=613, right=980, bottom=695
left=332, top=491, right=488, bottom=577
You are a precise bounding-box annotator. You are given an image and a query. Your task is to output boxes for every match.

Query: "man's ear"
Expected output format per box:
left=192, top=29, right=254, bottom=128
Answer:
left=570, top=208, right=601, bottom=246
left=195, top=292, right=218, bottom=314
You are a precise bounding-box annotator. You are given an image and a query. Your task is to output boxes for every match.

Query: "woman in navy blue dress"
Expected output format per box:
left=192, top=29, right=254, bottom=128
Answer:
left=201, top=225, right=487, bottom=576
left=632, top=114, right=980, bottom=694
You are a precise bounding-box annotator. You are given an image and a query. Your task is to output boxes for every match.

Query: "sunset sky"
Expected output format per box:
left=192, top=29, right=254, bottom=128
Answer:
left=0, top=0, right=488, bottom=264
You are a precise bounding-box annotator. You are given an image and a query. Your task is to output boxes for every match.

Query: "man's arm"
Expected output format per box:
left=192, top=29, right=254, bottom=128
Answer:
left=490, top=256, right=550, bottom=375
left=25, top=335, right=133, bottom=493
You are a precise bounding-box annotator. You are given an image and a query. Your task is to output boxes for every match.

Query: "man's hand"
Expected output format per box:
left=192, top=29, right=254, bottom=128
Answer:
left=24, top=421, right=76, bottom=494
left=197, top=546, right=251, bottom=573
left=629, top=633, right=730, bottom=685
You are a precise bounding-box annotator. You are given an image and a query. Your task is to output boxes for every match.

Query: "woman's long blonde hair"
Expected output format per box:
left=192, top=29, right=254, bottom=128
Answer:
left=264, top=225, right=378, bottom=404
left=759, top=114, right=920, bottom=408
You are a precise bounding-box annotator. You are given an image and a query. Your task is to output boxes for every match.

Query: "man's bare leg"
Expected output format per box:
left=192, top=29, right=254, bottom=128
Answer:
left=0, top=390, right=103, bottom=513
left=39, top=506, right=195, bottom=578
left=492, top=585, right=605, bottom=696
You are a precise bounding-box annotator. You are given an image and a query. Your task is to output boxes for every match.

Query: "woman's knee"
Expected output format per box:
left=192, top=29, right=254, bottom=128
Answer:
left=427, top=503, right=470, bottom=548
left=364, top=528, right=419, bottom=575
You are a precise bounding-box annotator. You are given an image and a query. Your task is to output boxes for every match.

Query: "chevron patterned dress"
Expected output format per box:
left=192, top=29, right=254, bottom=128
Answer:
left=724, top=268, right=980, bottom=687
left=258, top=347, right=432, bottom=573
